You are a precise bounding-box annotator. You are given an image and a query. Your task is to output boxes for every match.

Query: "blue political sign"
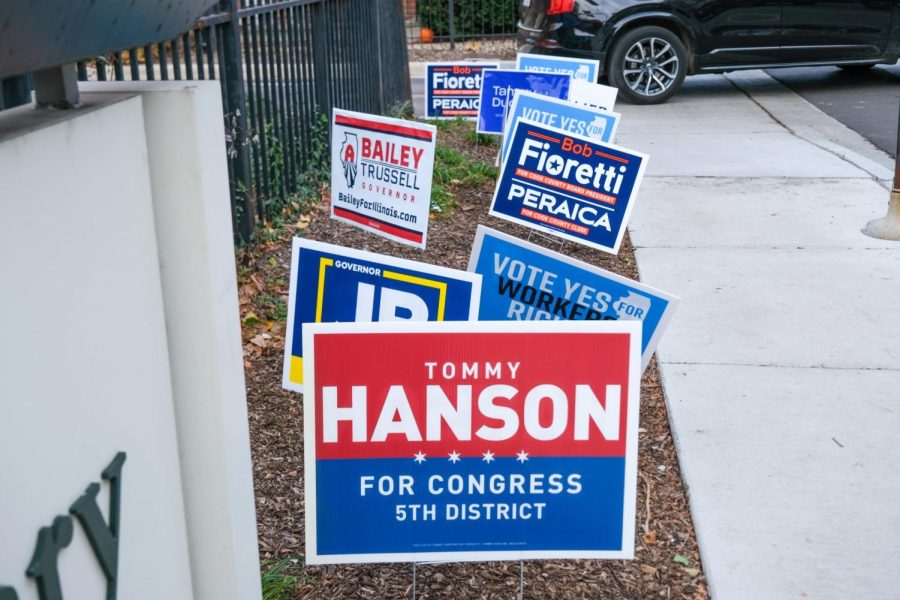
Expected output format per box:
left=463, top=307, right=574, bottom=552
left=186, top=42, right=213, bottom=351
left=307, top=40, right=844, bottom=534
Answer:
left=490, top=118, right=649, bottom=254
left=501, top=91, right=620, bottom=163
left=425, top=62, right=498, bottom=119
left=516, top=53, right=600, bottom=83
left=468, top=226, right=678, bottom=372
left=281, top=238, right=481, bottom=393
left=477, top=69, right=570, bottom=135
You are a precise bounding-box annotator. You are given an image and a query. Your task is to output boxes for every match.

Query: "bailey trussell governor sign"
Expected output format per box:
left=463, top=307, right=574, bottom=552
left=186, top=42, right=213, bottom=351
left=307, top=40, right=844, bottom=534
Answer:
left=491, top=119, right=648, bottom=254
left=302, top=321, right=641, bottom=564
left=281, top=238, right=481, bottom=393
left=331, top=109, right=436, bottom=248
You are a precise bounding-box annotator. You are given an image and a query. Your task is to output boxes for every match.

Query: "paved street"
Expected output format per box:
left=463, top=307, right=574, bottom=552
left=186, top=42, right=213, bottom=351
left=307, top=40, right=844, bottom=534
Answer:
left=766, top=64, right=900, bottom=157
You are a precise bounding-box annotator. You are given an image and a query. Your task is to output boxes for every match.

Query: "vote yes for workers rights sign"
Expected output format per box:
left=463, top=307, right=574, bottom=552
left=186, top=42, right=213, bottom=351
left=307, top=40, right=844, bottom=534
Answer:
left=302, top=320, right=641, bottom=564
left=490, top=118, right=649, bottom=254
left=331, top=108, right=436, bottom=248
left=425, top=62, right=498, bottom=119
left=469, top=226, right=678, bottom=372
left=281, top=238, right=481, bottom=393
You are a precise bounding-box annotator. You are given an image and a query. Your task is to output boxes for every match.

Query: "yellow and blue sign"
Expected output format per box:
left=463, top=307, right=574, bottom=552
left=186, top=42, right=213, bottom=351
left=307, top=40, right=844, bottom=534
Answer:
left=516, top=53, right=600, bottom=83
left=490, top=118, right=649, bottom=255
left=468, top=226, right=678, bottom=372
left=476, top=69, right=570, bottom=135
left=281, top=238, right=481, bottom=393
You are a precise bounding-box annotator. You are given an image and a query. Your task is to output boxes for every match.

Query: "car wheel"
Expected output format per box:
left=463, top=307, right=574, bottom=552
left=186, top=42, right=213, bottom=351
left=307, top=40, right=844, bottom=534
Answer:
left=607, top=26, right=687, bottom=105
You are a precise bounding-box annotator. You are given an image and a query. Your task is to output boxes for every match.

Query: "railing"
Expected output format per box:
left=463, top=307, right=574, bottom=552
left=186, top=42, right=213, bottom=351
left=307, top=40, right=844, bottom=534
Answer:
left=76, top=0, right=411, bottom=241
left=404, top=0, right=518, bottom=47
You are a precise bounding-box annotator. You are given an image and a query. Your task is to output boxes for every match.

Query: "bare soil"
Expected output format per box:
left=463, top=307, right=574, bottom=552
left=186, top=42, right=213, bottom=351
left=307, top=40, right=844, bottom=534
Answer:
left=240, top=122, right=708, bottom=599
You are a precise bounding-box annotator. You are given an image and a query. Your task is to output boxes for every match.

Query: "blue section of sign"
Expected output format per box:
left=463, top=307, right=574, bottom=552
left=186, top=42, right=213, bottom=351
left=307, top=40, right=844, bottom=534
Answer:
left=490, top=119, right=647, bottom=254
left=501, top=93, right=619, bottom=163
left=289, top=245, right=477, bottom=364
left=315, top=457, right=625, bottom=556
left=517, top=55, right=598, bottom=82
left=477, top=70, right=570, bottom=134
left=425, top=63, right=497, bottom=119
left=471, top=229, right=671, bottom=361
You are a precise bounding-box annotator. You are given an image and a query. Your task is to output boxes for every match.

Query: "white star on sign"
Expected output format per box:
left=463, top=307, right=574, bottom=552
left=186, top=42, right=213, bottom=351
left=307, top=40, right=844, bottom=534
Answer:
left=482, top=450, right=495, bottom=464
left=516, top=450, right=529, bottom=463
left=448, top=450, right=461, bottom=464
left=413, top=451, right=427, bottom=464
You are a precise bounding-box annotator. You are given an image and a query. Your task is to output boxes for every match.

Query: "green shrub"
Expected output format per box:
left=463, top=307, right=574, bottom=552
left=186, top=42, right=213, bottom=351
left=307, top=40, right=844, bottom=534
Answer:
left=417, top=0, right=517, bottom=38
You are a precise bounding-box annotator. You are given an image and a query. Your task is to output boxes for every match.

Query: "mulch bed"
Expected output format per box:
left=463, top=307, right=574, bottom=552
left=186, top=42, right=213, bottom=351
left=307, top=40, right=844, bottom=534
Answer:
left=240, top=122, right=708, bottom=599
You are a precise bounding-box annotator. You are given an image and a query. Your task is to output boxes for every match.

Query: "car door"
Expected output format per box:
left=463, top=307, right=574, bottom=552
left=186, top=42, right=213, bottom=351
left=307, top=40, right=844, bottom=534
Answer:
left=780, top=0, right=895, bottom=62
left=671, top=0, right=782, bottom=69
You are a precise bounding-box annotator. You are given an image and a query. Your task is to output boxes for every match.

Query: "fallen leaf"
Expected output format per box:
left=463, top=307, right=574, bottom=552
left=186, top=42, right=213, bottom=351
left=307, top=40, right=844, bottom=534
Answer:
left=673, top=554, right=690, bottom=566
left=640, top=565, right=657, bottom=575
left=250, top=274, right=265, bottom=292
left=684, top=568, right=700, bottom=578
left=643, top=530, right=657, bottom=545
left=249, top=335, right=268, bottom=348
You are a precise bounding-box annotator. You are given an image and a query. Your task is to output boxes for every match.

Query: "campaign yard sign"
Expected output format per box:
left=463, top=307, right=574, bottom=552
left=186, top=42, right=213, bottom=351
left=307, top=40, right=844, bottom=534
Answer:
left=567, top=79, right=619, bottom=112
left=282, top=238, right=481, bottom=393
left=468, top=226, right=678, bottom=372
left=302, top=320, right=641, bottom=564
left=501, top=91, right=621, bottom=163
left=490, top=118, right=649, bottom=254
left=477, top=69, right=571, bottom=135
left=516, top=53, right=600, bottom=84
left=331, top=108, right=436, bottom=248
left=425, top=62, right=498, bottom=119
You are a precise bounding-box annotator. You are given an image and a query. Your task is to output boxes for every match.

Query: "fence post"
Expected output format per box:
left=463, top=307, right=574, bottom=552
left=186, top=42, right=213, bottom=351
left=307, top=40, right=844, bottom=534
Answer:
left=312, top=1, right=333, bottom=117
left=448, top=0, right=456, bottom=49
left=374, top=1, right=386, bottom=113
left=220, top=0, right=256, bottom=241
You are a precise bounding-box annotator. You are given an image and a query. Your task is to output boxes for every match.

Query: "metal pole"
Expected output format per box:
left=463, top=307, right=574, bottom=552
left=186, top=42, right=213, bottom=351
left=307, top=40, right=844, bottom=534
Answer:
left=862, top=95, right=900, bottom=240
left=519, top=560, right=524, bottom=599
left=895, top=96, right=900, bottom=193
left=448, top=0, right=456, bottom=50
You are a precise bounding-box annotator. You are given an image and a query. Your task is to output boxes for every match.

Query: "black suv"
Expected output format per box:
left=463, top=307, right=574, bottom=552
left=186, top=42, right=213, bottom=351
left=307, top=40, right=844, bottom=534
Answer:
left=518, top=0, right=900, bottom=104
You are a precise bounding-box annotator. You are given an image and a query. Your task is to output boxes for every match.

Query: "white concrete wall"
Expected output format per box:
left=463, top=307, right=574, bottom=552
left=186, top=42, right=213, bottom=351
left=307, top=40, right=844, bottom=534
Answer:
left=81, top=80, right=262, bottom=600
left=0, top=95, right=194, bottom=597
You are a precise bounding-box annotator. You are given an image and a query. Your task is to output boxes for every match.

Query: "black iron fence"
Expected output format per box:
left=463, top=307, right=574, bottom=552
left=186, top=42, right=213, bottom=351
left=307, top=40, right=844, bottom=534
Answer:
left=75, top=0, right=411, bottom=241
left=404, top=0, right=518, bottom=46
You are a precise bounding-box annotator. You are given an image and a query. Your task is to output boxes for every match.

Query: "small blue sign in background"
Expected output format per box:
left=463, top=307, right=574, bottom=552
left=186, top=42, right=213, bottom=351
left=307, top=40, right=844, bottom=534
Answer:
left=501, top=91, right=620, bottom=162
left=516, top=53, right=600, bottom=83
left=477, top=70, right=570, bottom=134
left=425, top=62, right=497, bottom=119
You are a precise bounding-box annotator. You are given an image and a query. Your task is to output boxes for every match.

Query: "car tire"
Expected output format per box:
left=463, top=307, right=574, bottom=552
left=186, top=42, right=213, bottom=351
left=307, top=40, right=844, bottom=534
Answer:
left=607, top=26, right=688, bottom=105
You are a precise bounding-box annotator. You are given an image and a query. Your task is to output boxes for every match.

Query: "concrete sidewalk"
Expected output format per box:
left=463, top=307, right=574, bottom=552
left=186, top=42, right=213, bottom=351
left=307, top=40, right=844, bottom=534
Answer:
left=616, top=71, right=900, bottom=599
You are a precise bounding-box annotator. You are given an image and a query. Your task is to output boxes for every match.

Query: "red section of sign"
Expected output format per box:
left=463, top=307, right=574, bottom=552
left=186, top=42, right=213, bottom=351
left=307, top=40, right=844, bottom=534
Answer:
left=332, top=207, right=423, bottom=244
left=313, top=331, right=632, bottom=459
left=335, top=114, right=434, bottom=142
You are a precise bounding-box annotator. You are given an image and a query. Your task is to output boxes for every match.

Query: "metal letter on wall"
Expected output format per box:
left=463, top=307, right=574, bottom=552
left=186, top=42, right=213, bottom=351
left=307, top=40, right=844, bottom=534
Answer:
left=2, top=452, right=126, bottom=600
